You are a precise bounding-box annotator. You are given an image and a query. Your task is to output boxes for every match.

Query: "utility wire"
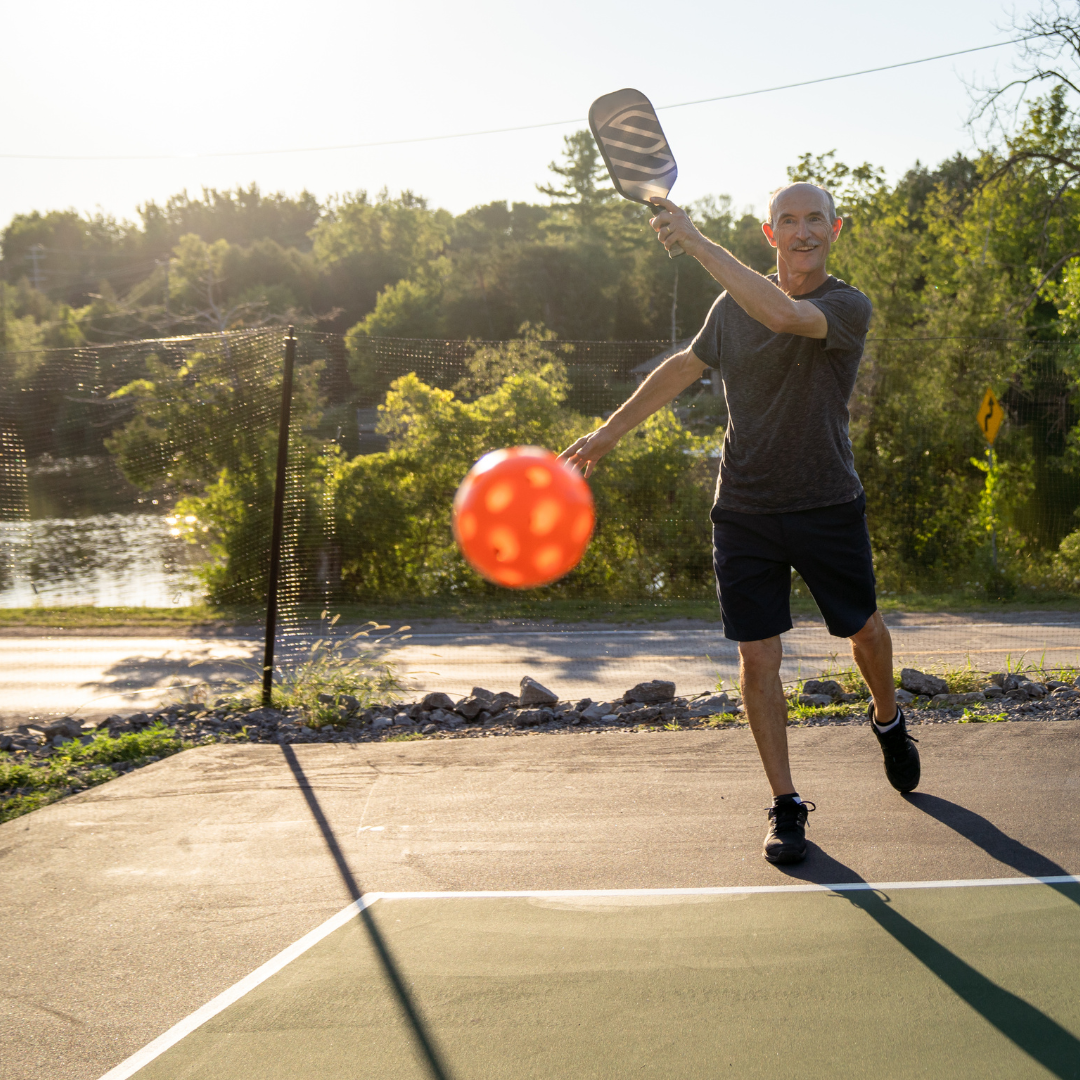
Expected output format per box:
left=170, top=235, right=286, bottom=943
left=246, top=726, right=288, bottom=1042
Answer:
left=1, top=37, right=1033, bottom=163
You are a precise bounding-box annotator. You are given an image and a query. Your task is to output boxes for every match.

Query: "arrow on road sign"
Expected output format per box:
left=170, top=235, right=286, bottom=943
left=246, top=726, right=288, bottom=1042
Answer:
left=978, top=388, right=1004, bottom=444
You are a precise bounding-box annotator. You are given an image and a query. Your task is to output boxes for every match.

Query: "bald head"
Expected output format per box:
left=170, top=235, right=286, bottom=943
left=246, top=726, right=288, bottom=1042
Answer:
left=768, top=183, right=837, bottom=226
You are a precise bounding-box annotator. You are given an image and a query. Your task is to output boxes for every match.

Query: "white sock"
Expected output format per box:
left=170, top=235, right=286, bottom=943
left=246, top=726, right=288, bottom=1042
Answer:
left=873, top=706, right=901, bottom=734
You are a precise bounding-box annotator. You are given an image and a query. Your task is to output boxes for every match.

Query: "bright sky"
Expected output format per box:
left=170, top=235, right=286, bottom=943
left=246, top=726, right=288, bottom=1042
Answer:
left=0, top=0, right=1052, bottom=232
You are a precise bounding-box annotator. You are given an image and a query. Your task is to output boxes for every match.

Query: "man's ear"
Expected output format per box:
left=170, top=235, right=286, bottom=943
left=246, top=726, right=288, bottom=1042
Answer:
left=761, top=221, right=778, bottom=248
left=831, top=217, right=843, bottom=242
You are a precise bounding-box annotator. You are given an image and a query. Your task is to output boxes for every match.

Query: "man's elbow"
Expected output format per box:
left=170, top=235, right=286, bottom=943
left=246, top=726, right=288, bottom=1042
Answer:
left=764, top=307, right=802, bottom=335
left=677, top=349, right=710, bottom=381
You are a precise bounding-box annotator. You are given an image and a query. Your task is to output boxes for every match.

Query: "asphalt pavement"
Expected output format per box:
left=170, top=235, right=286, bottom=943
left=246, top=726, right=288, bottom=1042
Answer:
left=1, top=720, right=1078, bottom=1079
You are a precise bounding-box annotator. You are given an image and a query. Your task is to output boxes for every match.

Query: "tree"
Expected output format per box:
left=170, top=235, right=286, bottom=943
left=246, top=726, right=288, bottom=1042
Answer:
left=536, top=130, right=618, bottom=233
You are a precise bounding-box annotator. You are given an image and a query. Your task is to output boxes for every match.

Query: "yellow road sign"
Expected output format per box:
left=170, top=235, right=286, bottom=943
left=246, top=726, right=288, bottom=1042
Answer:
left=977, top=388, right=1005, bottom=444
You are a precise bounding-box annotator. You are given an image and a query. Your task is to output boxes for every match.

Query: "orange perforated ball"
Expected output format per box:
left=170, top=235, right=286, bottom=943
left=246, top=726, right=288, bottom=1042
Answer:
left=453, top=446, right=595, bottom=589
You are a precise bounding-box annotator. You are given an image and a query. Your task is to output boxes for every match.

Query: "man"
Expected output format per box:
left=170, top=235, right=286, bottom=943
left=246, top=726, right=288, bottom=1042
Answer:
left=559, top=182, right=919, bottom=865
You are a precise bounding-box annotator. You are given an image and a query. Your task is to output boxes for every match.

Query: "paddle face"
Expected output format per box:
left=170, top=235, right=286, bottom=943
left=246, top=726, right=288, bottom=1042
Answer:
left=588, top=88, right=678, bottom=207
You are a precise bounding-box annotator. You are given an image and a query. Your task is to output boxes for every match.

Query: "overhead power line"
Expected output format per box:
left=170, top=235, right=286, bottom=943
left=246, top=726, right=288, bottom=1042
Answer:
left=2, top=37, right=1034, bottom=163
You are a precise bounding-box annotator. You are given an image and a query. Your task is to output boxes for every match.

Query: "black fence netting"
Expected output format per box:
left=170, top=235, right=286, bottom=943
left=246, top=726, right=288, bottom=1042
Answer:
left=3, top=328, right=1080, bottom=692
left=0, top=328, right=341, bottom=664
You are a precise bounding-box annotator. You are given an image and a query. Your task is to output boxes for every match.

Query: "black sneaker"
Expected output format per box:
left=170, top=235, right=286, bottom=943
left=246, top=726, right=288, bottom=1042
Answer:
left=869, top=702, right=920, bottom=792
left=763, top=797, right=815, bottom=864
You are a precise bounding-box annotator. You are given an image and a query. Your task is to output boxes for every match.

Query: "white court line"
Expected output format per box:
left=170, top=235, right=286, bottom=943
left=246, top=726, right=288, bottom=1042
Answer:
left=96, top=895, right=379, bottom=1080
left=96, top=873, right=1080, bottom=1080
left=367, top=876, right=1080, bottom=899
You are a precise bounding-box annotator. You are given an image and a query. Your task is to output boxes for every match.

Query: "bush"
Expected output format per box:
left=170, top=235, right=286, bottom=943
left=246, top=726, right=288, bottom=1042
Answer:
left=330, top=369, right=719, bottom=600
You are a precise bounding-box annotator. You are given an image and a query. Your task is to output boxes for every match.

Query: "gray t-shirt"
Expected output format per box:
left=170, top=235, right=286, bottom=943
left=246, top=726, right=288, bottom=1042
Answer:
left=691, top=274, right=872, bottom=514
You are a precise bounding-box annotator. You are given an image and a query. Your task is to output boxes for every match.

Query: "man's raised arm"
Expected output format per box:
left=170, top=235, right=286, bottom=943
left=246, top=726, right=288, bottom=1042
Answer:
left=649, top=198, right=830, bottom=340
left=559, top=348, right=709, bottom=477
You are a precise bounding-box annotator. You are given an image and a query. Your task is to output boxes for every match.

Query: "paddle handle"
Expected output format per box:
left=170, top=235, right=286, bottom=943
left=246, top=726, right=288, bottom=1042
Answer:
left=648, top=201, right=685, bottom=258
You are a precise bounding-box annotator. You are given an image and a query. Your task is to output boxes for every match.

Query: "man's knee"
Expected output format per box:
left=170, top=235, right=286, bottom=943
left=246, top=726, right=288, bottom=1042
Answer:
left=739, top=637, right=782, bottom=683
left=850, top=610, right=889, bottom=649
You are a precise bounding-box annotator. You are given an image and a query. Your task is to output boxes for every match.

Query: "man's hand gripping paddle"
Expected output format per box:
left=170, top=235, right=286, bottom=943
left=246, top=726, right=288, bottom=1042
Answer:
left=588, top=88, right=683, bottom=258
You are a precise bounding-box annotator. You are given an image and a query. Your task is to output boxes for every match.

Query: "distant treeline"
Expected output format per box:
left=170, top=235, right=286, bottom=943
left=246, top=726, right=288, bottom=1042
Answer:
left=0, top=130, right=773, bottom=356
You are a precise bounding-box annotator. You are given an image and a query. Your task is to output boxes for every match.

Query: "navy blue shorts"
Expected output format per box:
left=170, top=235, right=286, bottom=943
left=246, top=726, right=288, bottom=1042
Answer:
left=711, top=494, right=877, bottom=642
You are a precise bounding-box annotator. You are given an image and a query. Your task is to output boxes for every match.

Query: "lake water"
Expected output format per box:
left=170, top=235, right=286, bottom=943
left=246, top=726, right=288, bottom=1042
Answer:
left=0, top=456, right=204, bottom=608
left=0, top=514, right=203, bottom=608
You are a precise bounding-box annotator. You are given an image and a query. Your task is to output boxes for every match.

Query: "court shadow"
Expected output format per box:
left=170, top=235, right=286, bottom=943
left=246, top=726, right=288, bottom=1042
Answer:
left=776, top=850, right=1080, bottom=1079
left=771, top=843, right=867, bottom=885
left=904, top=792, right=1080, bottom=908
left=280, top=745, right=451, bottom=1080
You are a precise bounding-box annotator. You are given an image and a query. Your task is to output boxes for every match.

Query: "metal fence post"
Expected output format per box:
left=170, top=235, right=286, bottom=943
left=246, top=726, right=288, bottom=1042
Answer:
left=262, top=326, right=297, bottom=708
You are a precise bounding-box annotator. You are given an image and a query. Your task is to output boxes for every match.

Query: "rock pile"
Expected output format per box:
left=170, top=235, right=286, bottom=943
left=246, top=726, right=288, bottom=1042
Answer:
left=897, top=667, right=1080, bottom=708
left=0, top=677, right=744, bottom=758
left=788, top=667, right=1080, bottom=711
left=4, top=668, right=1080, bottom=765
left=346, top=677, right=742, bottom=736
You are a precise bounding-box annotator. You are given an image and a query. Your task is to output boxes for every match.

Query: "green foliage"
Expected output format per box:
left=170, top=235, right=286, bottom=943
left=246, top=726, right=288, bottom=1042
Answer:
left=786, top=702, right=860, bottom=721
left=454, top=322, right=572, bottom=397
left=0, top=723, right=188, bottom=823
left=0, top=133, right=767, bottom=351
left=220, top=617, right=403, bottom=726
left=959, top=710, right=1009, bottom=723
left=104, top=333, right=327, bottom=604
left=536, top=130, right=619, bottom=235
left=330, top=357, right=718, bottom=601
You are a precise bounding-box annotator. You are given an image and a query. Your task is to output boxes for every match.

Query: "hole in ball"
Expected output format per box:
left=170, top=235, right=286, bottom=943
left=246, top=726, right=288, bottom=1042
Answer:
left=485, top=482, right=514, bottom=513
left=457, top=510, right=478, bottom=540
left=571, top=509, right=594, bottom=543
left=534, top=545, right=563, bottom=573
left=525, top=466, right=553, bottom=488
left=529, top=498, right=562, bottom=536
left=488, top=526, right=520, bottom=563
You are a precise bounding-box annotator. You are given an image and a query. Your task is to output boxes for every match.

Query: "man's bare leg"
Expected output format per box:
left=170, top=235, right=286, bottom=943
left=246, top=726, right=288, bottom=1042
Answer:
left=739, top=637, right=795, bottom=796
left=850, top=611, right=896, bottom=723
left=851, top=609, right=921, bottom=790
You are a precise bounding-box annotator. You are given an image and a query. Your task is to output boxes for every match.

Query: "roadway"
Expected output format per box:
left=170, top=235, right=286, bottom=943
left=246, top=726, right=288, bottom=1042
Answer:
left=1, top=612, right=1078, bottom=722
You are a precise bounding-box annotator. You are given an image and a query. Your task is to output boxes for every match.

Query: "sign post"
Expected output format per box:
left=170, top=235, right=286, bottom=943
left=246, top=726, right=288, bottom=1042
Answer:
left=976, top=388, right=1005, bottom=571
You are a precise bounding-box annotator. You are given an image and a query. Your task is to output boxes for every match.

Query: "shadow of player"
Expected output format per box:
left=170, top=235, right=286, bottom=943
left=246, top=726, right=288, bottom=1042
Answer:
left=280, top=744, right=451, bottom=1080
left=903, top=791, right=1080, bottom=907
left=775, top=845, right=1080, bottom=1079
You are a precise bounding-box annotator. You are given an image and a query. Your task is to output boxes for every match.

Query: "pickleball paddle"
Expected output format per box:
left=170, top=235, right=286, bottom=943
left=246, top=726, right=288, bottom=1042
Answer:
left=588, top=87, right=683, bottom=257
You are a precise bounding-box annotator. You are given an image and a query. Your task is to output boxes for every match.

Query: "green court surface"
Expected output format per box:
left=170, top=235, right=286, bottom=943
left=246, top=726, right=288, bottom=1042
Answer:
left=125, top=880, right=1080, bottom=1080
left=6, top=724, right=1079, bottom=1080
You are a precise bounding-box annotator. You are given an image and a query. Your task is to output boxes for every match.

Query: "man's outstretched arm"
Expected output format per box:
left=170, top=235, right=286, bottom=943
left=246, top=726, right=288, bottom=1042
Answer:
left=649, top=198, right=828, bottom=339
left=559, top=348, right=709, bottom=477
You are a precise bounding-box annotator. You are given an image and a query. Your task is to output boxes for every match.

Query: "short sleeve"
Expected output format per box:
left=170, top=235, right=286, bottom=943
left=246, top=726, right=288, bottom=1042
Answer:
left=806, top=286, right=872, bottom=353
left=690, top=293, right=725, bottom=367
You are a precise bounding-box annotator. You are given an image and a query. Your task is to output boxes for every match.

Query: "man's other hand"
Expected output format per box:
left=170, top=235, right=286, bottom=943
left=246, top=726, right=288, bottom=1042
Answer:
left=559, top=426, right=620, bottom=479
left=650, top=198, right=706, bottom=257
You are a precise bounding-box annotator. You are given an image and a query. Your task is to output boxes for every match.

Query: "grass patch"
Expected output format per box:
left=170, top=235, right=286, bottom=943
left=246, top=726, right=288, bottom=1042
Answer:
left=959, top=708, right=1009, bottom=723
left=386, top=732, right=425, bottom=741
left=217, top=617, right=404, bottom=728
left=925, top=662, right=987, bottom=694
left=4, top=590, right=1080, bottom=631
left=0, top=723, right=189, bottom=824
left=875, top=587, right=1080, bottom=612
left=0, top=604, right=243, bottom=630
left=787, top=702, right=862, bottom=721
left=303, top=598, right=729, bottom=625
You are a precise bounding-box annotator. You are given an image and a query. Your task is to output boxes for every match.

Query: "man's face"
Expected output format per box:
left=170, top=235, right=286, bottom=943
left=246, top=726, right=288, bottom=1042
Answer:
left=761, top=185, right=842, bottom=276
